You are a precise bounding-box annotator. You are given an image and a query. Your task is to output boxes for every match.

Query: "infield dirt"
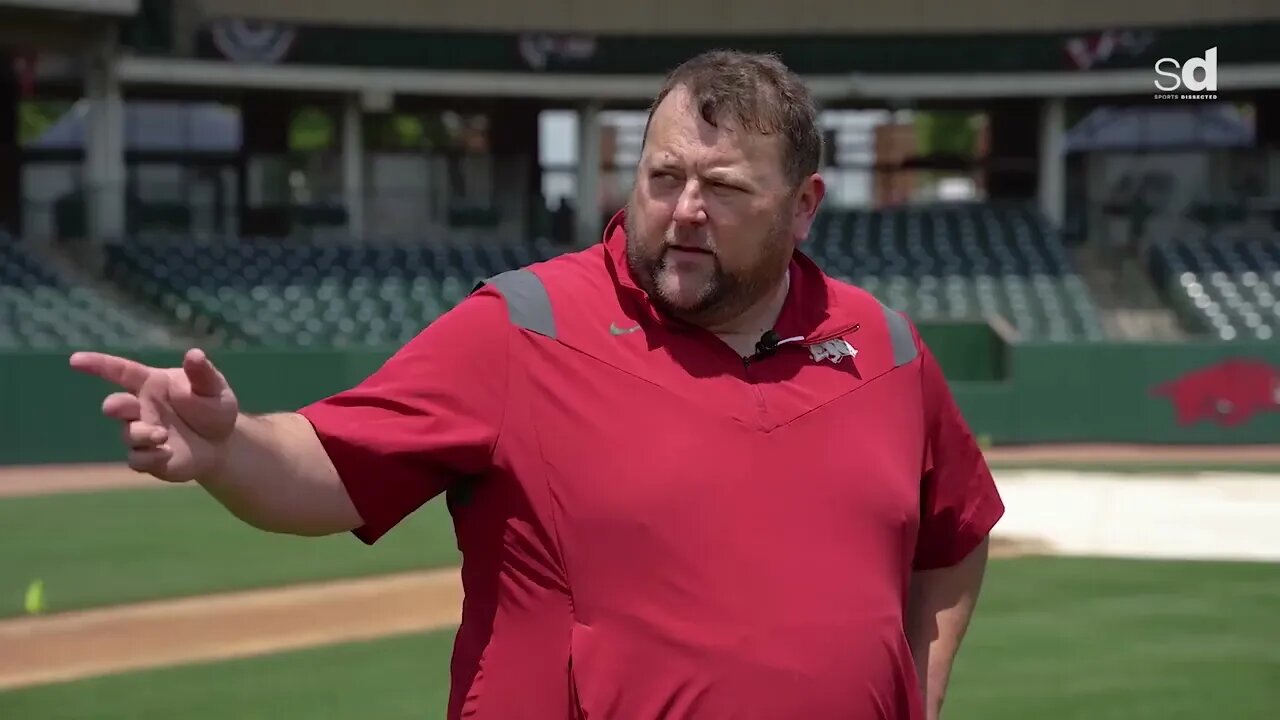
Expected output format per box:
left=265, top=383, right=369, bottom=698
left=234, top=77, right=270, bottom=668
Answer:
left=0, top=569, right=462, bottom=691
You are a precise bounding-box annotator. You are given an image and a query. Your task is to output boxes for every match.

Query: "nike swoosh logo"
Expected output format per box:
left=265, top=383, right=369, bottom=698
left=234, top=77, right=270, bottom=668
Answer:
left=609, top=322, right=641, bottom=335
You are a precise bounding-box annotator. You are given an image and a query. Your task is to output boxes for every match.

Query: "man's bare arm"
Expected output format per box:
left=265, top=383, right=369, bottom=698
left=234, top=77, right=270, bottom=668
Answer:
left=905, top=537, right=991, bottom=720
left=197, top=412, right=363, bottom=536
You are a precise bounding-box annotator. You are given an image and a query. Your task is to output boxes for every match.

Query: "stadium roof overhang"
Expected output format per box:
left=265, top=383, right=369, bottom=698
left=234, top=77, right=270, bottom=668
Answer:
left=116, top=56, right=1280, bottom=103
left=846, top=64, right=1280, bottom=101
left=0, top=0, right=137, bottom=15
left=0, top=0, right=137, bottom=51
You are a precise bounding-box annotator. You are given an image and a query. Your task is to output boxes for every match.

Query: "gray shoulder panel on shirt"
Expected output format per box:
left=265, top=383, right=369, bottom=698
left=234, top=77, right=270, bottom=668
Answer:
left=473, top=269, right=557, bottom=339
left=881, top=302, right=918, bottom=367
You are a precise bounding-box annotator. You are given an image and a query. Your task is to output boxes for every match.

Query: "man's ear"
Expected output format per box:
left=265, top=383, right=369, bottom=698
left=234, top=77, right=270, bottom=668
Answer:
left=791, top=173, right=826, bottom=243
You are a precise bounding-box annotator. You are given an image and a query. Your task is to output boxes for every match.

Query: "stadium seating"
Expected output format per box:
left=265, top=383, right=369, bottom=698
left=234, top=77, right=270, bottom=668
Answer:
left=104, top=236, right=564, bottom=348
left=807, top=203, right=1106, bottom=342
left=1147, top=233, right=1280, bottom=342
left=99, top=203, right=1104, bottom=347
left=0, top=233, right=175, bottom=349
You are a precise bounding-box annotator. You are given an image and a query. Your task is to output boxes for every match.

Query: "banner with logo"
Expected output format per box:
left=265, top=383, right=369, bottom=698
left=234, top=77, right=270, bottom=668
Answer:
left=179, top=19, right=1280, bottom=76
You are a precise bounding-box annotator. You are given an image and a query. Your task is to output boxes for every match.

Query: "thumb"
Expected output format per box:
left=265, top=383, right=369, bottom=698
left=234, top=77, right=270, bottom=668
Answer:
left=182, top=348, right=227, bottom=398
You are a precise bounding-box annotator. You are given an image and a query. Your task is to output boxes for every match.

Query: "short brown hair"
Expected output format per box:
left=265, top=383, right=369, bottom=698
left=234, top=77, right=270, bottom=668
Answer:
left=644, top=50, right=824, bottom=187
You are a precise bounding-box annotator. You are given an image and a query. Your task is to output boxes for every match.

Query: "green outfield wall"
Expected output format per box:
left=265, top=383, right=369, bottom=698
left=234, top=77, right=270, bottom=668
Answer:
left=0, top=349, right=384, bottom=466
left=959, top=340, right=1280, bottom=444
left=2, top=335, right=1278, bottom=465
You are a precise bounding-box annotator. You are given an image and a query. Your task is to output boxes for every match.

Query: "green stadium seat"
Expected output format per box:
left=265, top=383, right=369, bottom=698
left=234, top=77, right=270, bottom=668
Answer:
left=101, top=232, right=551, bottom=347
left=92, top=202, right=1111, bottom=348
left=1148, top=233, right=1280, bottom=340
left=0, top=234, right=179, bottom=349
left=807, top=203, right=1103, bottom=341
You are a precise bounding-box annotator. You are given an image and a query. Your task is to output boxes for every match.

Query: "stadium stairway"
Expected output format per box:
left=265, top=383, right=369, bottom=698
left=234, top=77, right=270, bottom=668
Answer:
left=0, top=234, right=189, bottom=350
left=36, top=239, right=205, bottom=345
left=1070, top=241, right=1187, bottom=341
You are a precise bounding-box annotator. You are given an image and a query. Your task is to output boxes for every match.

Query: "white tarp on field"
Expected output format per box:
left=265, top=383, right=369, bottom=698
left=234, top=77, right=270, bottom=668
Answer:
left=991, top=471, right=1280, bottom=562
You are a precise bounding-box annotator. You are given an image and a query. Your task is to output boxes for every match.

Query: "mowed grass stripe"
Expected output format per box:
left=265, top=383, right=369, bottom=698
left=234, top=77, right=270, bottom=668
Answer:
left=946, top=557, right=1280, bottom=720
left=0, top=488, right=459, bottom=618
left=3, top=558, right=1278, bottom=720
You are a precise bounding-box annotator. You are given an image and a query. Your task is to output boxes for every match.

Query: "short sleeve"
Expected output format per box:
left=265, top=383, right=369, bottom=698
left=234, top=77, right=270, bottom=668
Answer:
left=912, top=338, right=1005, bottom=570
left=296, top=285, right=511, bottom=545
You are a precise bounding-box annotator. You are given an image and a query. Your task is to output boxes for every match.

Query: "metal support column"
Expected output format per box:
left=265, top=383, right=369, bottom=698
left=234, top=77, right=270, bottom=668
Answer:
left=1038, top=97, right=1066, bottom=227
left=575, top=101, right=602, bottom=246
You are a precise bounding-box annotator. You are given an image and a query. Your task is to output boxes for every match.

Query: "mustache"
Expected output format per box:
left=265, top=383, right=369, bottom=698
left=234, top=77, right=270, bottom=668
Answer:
left=664, top=243, right=715, bottom=255
left=662, top=232, right=716, bottom=255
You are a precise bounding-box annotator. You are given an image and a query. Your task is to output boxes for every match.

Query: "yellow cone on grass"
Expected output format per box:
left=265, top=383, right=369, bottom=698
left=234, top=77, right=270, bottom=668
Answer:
left=24, top=579, right=45, bottom=614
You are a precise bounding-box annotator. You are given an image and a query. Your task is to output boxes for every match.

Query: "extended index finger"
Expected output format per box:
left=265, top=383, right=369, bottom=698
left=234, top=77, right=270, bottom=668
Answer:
left=69, top=352, right=153, bottom=393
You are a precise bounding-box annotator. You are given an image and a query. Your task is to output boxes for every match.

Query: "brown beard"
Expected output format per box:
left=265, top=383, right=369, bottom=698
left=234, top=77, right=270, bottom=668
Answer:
left=624, top=200, right=793, bottom=328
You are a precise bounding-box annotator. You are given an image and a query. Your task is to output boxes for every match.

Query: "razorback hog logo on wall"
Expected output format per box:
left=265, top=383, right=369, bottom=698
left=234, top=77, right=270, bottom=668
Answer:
left=1150, top=359, right=1280, bottom=427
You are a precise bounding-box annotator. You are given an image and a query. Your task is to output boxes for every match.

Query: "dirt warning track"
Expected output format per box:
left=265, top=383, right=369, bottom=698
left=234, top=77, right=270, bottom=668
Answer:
left=0, top=463, right=172, bottom=499
left=6, top=444, right=1280, bottom=500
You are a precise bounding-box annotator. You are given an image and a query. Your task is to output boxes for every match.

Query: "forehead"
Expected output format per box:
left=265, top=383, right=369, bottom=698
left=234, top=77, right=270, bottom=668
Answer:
left=643, top=86, right=783, bottom=174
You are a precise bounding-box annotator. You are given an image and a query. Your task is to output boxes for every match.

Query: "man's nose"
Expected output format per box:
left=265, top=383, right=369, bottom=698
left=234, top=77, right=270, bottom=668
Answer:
left=672, top=180, right=707, bottom=225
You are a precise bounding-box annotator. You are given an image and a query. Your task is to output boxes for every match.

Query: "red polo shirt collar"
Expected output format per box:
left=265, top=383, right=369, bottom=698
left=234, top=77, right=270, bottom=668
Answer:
left=600, top=208, right=860, bottom=345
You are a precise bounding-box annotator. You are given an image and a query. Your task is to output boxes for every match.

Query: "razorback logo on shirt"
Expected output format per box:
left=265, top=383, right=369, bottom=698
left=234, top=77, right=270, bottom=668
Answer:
left=1149, top=358, right=1280, bottom=427
left=807, top=338, right=856, bottom=365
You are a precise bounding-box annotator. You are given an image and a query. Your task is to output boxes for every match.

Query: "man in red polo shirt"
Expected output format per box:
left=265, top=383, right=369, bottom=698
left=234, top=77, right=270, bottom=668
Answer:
left=71, top=50, right=1002, bottom=720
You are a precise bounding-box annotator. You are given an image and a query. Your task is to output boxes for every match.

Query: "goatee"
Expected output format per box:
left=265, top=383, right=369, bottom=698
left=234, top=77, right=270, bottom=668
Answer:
left=623, top=204, right=793, bottom=328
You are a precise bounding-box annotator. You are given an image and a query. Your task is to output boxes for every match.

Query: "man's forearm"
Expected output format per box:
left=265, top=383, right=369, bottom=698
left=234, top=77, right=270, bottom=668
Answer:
left=906, top=537, right=990, bottom=720
left=197, top=412, right=362, bottom=536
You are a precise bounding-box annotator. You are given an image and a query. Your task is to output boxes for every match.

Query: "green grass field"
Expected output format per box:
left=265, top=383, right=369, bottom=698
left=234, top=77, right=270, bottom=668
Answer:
left=0, top=488, right=459, bottom=617
left=6, top=461, right=1270, bottom=618
left=3, top=557, right=1277, bottom=719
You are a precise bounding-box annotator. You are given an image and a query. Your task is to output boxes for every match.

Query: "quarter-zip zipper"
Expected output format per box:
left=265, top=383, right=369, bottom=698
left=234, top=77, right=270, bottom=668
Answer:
left=741, top=354, right=769, bottom=421
left=801, top=322, right=862, bottom=348
left=739, top=322, right=861, bottom=426
left=704, top=320, right=863, bottom=428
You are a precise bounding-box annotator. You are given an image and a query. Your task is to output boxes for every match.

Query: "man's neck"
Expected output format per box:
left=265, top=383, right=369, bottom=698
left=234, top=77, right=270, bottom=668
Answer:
left=706, top=270, right=791, bottom=353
